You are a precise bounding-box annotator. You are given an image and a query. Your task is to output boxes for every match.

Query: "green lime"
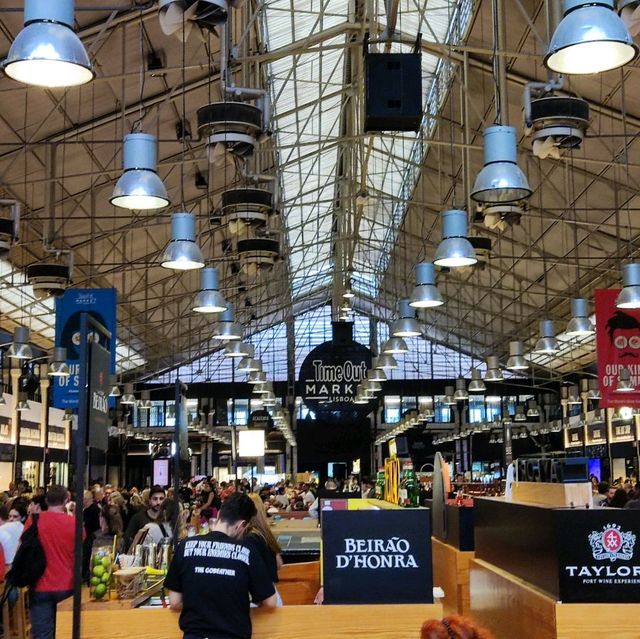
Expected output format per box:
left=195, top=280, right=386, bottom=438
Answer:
left=100, top=556, right=111, bottom=569
left=90, top=576, right=100, bottom=586
left=92, top=565, right=105, bottom=578
left=94, top=554, right=104, bottom=565
left=100, top=572, right=110, bottom=583
left=94, top=583, right=107, bottom=599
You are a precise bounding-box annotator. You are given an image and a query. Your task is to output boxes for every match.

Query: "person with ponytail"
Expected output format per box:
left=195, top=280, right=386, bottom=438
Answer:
left=421, top=615, right=494, bottom=639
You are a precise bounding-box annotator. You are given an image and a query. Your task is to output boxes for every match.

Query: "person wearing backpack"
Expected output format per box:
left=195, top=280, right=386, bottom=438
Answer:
left=21, top=485, right=81, bottom=639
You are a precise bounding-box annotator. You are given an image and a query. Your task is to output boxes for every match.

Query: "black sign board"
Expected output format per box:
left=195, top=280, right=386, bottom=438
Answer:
left=611, top=420, right=635, bottom=443
left=556, top=509, right=640, bottom=603
left=0, top=444, right=14, bottom=462
left=249, top=410, right=273, bottom=430
left=565, top=424, right=585, bottom=448
left=88, top=342, right=111, bottom=451
left=586, top=422, right=607, bottom=445
left=322, top=509, right=432, bottom=604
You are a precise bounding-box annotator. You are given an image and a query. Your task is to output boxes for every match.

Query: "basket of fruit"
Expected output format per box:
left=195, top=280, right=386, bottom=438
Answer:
left=113, top=567, right=146, bottom=599
left=89, top=548, right=113, bottom=601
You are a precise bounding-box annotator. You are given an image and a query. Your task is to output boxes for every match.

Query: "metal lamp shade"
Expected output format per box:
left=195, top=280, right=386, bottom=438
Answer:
left=382, top=337, right=409, bottom=354
left=410, top=262, right=443, bottom=308
left=453, top=377, right=469, bottom=401
left=514, top=406, right=527, bottom=421
left=434, top=210, right=477, bottom=268
left=225, top=342, right=253, bottom=358
left=138, top=390, right=152, bottom=410
left=534, top=319, right=559, bottom=354
left=8, top=326, right=33, bottom=360
left=212, top=304, right=242, bottom=340
left=468, top=368, right=486, bottom=392
left=545, top=0, right=637, bottom=74
left=48, top=347, right=69, bottom=377
left=391, top=298, right=422, bottom=337
left=616, top=366, right=635, bottom=392
left=247, top=372, right=267, bottom=385
left=255, top=382, right=273, bottom=395
left=587, top=378, right=601, bottom=400
left=108, top=374, right=121, bottom=397
left=237, top=357, right=262, bottom=373
left=3, top=0, right=93, bottom=88
left=193, top=267, right=227, bottom=313
left=16, top=394, right=30, bottom=411
left=484, top=355, right=504, bottom=381
left=443, top=386, right=456, bottom=405
left=567, top=385, right=582, bottom=405
left=161, top=212, right=205, bottom=271
left=506, top=341, right=529, bottom=370
left=616, top=263, right=640, bottom=309
left=566, top=297, right=595, bottom=334
left=111, top=134, right=169, bottom=210
left=376, top=354, right=398, bottom=370
left=526, top=400, right=540, bottom=418
left=471, top=126, right=532, bottom=204
left=367, top=367, right=387, bottom=382
left=121, top=383, right=137, bottom=405
left=353, top=395, right=370, bottom=404
left=343, top=288, right=355, bottom=299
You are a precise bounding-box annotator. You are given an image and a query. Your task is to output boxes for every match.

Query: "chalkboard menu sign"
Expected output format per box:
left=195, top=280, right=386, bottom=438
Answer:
left=557, top=510, right=640, bottom=603
left=610, top=419, right=636, bottom=443
left=322, top=509, right=432, bottom=604
left=586, top=421, right=607, bottom=445
left=565, top=424, right=585, bottom=448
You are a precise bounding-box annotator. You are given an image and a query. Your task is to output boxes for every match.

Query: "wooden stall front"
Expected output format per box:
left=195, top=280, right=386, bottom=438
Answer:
left=432, top=536, right=473, bottom=615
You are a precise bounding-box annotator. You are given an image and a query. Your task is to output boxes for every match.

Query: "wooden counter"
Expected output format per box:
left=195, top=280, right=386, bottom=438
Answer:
left=431, top=537, right=474, bottom=615
left=57, top=603, right=444, bottom=639
left=469, top=558, right=640, bottom=639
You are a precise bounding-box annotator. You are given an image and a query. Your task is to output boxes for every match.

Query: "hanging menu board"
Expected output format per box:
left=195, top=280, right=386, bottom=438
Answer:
left=586, top=421, right=607, bottom=446
left=565, top=424, right=585, bottom=449
left=610, top=419, right=636, bottom=444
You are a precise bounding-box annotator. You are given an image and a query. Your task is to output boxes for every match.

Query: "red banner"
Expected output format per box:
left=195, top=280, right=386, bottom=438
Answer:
left=595, top=288, right=640, bottom=408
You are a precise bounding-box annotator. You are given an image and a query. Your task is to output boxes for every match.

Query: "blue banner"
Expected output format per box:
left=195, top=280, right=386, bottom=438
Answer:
left=53, top=288, right=117, bottom=409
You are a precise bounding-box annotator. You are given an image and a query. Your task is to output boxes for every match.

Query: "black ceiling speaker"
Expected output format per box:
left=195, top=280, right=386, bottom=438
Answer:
left=237, top=238, right=279, bottom=276
left=221, top=188, right=273, bottom=234
left=364, top=33, right=422, bottom=132
left=26, top=261, right=72, bottom=300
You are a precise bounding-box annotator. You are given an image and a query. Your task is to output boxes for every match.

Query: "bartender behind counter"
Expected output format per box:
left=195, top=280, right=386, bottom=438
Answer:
left=166, top=492, right=277, bottom=639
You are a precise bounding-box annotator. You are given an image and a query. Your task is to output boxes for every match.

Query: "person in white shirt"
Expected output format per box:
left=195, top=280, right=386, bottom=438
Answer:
left=0, top=505, right=24, bottom=565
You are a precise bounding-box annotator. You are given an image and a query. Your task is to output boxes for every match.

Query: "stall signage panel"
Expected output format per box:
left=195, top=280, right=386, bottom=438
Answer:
left=53, top=288, right=116, bottom=409
left=595, top=288, right=640, bottom=408
left=20, top=421, right=41, bottom=446
left=47, top=426, right=67, bottom=450
left=565, top=424, right=585, bottom=448
left=298, top=339, right=372, bottom=417
left=586, top=422, right=607, bottom=445
left=0, top=418, right=10, bottom=444
left=322, top=509, right=433, bottom=604
left=88, top=342, right=111, bottom=451
left=557, top=510, right=640, bottom=603
left=610, top=419, right=636, bottom=443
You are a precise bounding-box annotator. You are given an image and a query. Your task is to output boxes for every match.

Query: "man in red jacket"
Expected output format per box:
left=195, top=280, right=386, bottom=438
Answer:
left=23, top=485, right=80, bottom=639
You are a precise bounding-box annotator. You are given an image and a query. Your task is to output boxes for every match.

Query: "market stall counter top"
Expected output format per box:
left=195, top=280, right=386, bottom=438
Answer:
left=56, top=603, right=444, bottom=639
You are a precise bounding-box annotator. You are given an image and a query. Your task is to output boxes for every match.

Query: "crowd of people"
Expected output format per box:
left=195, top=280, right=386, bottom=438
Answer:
left=591, top=476, right=640, bottom=508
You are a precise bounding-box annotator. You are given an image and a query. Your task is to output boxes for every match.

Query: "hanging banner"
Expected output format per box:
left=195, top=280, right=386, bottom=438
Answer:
left=53, top=288, right=117, bottom=409
left=595, top=288, right=640, bottom=408
left=88, top=342, right=111, bottom=451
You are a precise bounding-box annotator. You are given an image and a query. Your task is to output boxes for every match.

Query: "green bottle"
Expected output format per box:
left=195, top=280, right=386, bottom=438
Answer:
left=402, top=466, right=418, bottom=508
left=375, top=470, right=385, bottom=500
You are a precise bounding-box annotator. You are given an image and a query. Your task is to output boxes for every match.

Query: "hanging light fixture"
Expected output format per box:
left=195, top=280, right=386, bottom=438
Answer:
left=247, top=372, right=267, bottom=385
left=616, top=263, right=640, bottom=309
left=391, top=299, right=422, bottom=338
left=108, top=374, right=121, bottom=397
left=121, top=383, right=137, bottom=405
left=409, top=262, right=444, bottom=308
left=566, top=297, right=595, bottom=335
left=367, top=365, right=387, bottom=383
left=502, top=408, right=513, bottom=424
left=453, top=377, right=469, bottom=401
left=343, top=287, right=355, bottom=299
left=225, top=342, right=253, bottom=358
left=48, top=347, right=69, bottom=377
left=433, top=210, right=477, bottom=268
left=545, top=0, right=637, bottom=75
left=16, top=393, right=30, bottom=412
left=381, top=338, right=409, bottom=355
left=363, top=379, right=382, bottom=393
left=255, top=381, right=273, bottom=395
left=192, top=266, right=227, bottom=314
left=160, top=212, right=205, bottom=271
left=471, top=126, right=532, bottom=204
left=526, top=399, right=540, bottom=418
left=0, top=394, right=5, bottom=406
left=110, top=133, right=170, bottom=210
left=212, top=304, right=243, bottom=341
left=587, top=378, right=601, bottom=400
left=138, top=390, right=152, bottom=410
left=376, top=354, right=398, bottom=370
left=2, top=0, right=94, bottom=88
left=237, top=357, right=262, bottom=373
left=514, top=405, right=527, bottom=422
left=567, top=385, right=582, bottom=405
left=8, top=327, right=33, bottom=360
left=484, top=355, right=504, bottom=382
left=443, top=386, right=456, bottom=406
left=506, top=341, right=529, bottom=371
left=533, top=320, right=559, bottom=354
left=616, top=366, right=635, bottom=392
left=468, top=368, right=486, bottom=392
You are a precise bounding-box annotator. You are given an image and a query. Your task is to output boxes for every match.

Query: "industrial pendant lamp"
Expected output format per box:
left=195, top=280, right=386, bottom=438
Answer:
left=237, top=355, right=262, bottom=373
left=526, top=399, right=540, bottom=418
left=391, top=299, right=423, bottom=338
left=8, top=327, right=33, bottom=360
left=587, top=378, right=601, bottom=400
left=120, top=383, right=137, bottom=405
left=225, top=342, right=252, bottom=358
left=545, top=0, right=637, bottom=75
left=443, top=386, right=456, bottom=406
left=409, top=262, right=444, bottom=308
left=367, top=366, right=387, bottom=383
left=433, top=210, right=477, bottom=268
left=616, top=263, right=640, bottom=309
left=138, top=390, right=152, bottom=410
left=484, top=355, right=504, bottom=382
left=111, top=134, right=170, bottom=210
left=212, top=303, right=242, bottom=341
left=471, top=126, right=532, bottom=204
left=343, top=287, right=355, bottom=299
left=16, top=393, right=30, bottom=412
left=468, top=368, right=486, bottom=392
left=108, top=374, right=121, bottom=397
left=453, top=377, right=469, bottom=401
left=616, top=366, right=635, bottom=392
left=376, top=354, right=398, bottom=370
left=48, top=347, right=69, bottom=377
left=160, top=212, right=205, bottom=270
left=255, top=381, right=273, bottom=395
left=514, top=406, right=527, bottom=422
left=567, top=385, right=582, bottom=405
left=193, top=267, right=227, bottom=313
left=3, top=0, right=94, bottom=88
left=247, top=372, right=267, bottom=385
left=533, top=320, right=560, bottom=354
left=506, top=341, right=529, bottom=370
left=381, top=338, right=409, bottom=355
left=566, top=297, right=595, bottom=335
left=0, top=394, right=5, bottom=406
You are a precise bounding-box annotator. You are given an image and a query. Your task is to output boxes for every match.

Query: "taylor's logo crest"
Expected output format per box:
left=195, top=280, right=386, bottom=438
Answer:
left=589, top=524, right=636, bottom=562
